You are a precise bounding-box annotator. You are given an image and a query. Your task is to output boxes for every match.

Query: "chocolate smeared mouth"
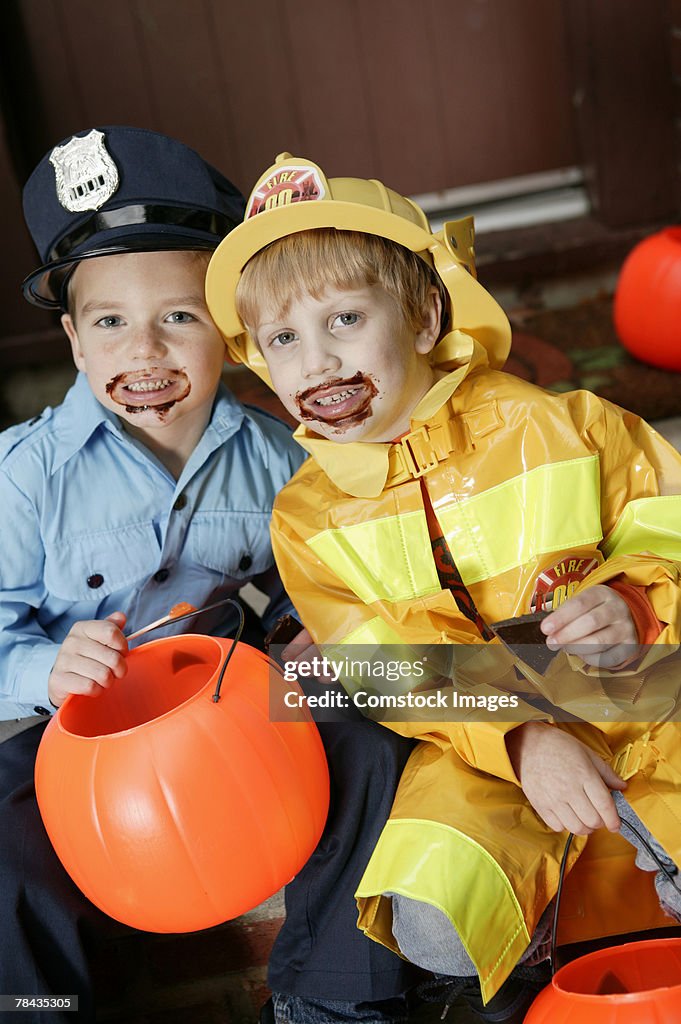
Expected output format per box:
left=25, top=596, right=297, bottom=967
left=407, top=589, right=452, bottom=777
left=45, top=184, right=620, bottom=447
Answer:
left=105, top=368, right=191, bottom=414
left=296, top=372, right=378, bottom=430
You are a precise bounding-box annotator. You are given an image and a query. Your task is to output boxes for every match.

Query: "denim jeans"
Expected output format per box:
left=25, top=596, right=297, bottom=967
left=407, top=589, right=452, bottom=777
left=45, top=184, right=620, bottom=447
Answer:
left=272, top=993, right=412, bottom=1024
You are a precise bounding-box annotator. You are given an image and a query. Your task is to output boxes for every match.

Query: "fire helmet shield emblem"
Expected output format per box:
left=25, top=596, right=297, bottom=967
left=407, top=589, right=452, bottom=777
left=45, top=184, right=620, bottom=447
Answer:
left=246, top=163, right=325, bottom=219
left=49, top=129, right=120, bottom=213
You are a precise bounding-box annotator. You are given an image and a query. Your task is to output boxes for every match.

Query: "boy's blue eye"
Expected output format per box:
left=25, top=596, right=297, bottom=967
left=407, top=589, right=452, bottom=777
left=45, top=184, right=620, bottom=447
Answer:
left=96, top=315, right=123, bottom=329
left=166, top=311, right=195, bottom=324
left=332, top=312, right=360, bottom=328
left=271, top=331, right=297, bottom=347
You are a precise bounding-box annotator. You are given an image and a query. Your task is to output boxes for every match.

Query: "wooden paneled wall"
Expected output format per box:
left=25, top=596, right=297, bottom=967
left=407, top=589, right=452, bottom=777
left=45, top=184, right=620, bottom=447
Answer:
left=9, top=0, right=577, bottom=195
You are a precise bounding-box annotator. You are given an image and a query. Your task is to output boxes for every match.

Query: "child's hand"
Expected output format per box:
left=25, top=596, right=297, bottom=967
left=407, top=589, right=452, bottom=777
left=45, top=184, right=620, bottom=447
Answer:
left=48, top=612, right=128, bottom=707
left=506, top=722, right=626, bottom=834
left=281, top=627, right=333, bottom=683
left=541, top=584, right=638, bottom=668
left=282, top=626, right=316, bottom=663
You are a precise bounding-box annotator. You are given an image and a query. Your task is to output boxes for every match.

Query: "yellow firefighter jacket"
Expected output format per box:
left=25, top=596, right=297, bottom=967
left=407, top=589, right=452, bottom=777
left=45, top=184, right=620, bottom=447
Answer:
left=269, top=328, right=681, bottom=1002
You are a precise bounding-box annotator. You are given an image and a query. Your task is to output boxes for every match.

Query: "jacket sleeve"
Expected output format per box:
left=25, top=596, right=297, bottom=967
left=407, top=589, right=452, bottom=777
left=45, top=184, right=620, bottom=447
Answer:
left=0, top=469, right=59, bottom=715
left=573, top=398, right=681, bottom=672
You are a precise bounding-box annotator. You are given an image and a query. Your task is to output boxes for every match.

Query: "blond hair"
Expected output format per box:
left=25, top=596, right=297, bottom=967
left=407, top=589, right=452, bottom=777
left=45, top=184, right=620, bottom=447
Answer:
left=236, top=228, right=444, bottom=334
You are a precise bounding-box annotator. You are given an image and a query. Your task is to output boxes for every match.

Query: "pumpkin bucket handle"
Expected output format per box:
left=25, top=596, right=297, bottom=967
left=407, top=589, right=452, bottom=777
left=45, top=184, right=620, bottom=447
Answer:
left=131, top=596, right=246, bottom=704
left=211, top=598, right=244, bottom=703
left=551, top=818, right=681, bottom=974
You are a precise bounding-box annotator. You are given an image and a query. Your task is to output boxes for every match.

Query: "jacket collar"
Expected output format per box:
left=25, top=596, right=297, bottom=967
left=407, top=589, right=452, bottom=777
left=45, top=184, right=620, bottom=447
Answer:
left=294, top=330, right=478, bottom=497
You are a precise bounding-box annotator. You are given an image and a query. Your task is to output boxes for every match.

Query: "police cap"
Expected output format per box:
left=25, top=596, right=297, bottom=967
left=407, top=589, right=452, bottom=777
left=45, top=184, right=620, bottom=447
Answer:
left=22, top=126, right=245, bottom=309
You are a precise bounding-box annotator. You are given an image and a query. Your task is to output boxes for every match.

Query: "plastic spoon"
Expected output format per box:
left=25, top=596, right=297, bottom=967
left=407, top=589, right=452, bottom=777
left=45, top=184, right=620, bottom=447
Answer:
left=126, top=602, right=197, bottom=640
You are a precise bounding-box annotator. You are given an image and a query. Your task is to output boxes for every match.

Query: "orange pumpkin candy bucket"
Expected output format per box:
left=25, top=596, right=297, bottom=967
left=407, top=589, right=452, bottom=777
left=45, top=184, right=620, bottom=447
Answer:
left=525, top=827, right=681, bottom=1023
left=34, top=617, right=329, bottom=933
left=525, top=936, right=681, bottom=1023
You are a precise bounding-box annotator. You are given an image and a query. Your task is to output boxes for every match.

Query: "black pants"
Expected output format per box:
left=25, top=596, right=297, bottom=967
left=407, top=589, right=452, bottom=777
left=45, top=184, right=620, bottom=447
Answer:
left=268, top=683, right=425, bottom=1000
left=0, top=702, right=421, bottom=1021
left=0, top=721, right=113, bottom=1023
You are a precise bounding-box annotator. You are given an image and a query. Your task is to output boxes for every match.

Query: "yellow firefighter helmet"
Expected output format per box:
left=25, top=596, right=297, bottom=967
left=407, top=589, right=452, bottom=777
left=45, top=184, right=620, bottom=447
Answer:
left=205, top=152, right=510, bottom=382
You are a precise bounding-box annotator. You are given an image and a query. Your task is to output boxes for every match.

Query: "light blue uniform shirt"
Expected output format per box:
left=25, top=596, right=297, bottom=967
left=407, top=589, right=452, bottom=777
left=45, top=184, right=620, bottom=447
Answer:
left=0, top=373, right=306, bottom=718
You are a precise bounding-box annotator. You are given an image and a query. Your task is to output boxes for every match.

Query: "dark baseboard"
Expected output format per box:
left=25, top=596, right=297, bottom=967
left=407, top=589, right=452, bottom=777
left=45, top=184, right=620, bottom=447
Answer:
left=477, top=215, right=672, bottom=286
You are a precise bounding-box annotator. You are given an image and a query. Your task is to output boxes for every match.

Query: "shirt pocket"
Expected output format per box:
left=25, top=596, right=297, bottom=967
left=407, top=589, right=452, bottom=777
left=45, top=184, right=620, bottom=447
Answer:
left=189, top=511, right=274, bottom=581
left=43, top=521, right=161, bottom=602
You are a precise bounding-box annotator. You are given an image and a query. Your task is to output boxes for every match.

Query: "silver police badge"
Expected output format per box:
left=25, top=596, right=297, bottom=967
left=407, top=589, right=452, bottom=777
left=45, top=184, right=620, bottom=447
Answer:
left=50, top=129, right=119, bottom=213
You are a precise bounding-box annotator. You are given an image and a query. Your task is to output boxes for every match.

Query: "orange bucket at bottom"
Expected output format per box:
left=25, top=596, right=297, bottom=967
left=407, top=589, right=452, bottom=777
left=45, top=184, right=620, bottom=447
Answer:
left=525, top=937, right=681, bottom=1023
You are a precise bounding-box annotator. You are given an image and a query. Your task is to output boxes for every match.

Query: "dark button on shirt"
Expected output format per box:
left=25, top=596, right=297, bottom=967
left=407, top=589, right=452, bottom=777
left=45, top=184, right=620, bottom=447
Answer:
left=173, top=493, right=187, bottom=511
left=87, top=573, right=104, bottom=588
left=154, top=568, right=170, bottom=583
left=239, top=554, right=252, bottom=571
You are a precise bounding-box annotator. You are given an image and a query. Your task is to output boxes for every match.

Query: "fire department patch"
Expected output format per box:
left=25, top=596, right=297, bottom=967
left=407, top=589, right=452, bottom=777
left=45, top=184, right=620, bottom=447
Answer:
left=50, top=129, right=119, bottom=213
left=530, top=556, right=599, bottom=612
left=246, top=164, right=325, bottom=219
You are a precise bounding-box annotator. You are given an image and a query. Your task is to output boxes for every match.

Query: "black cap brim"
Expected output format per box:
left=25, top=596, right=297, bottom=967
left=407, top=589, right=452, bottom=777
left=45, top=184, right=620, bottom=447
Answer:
left=22, top=233, right=220, bottom=310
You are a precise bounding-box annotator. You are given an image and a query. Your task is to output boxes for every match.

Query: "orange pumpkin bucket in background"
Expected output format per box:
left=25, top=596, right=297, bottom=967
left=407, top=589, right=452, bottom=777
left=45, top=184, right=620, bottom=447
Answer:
left=614, top=226, right=681, bottom=372
left=35, top=631, right=329, bottom=932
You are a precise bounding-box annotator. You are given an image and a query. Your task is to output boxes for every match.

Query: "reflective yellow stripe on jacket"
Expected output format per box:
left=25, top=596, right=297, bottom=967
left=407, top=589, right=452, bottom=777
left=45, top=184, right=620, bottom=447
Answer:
left=436, top=455, right=602, bottom=584
left=307, top=456, right=603, bottom=602
left=356, top=819, right=531, bottom=1001
left=307, top=511, right=440, bottom=604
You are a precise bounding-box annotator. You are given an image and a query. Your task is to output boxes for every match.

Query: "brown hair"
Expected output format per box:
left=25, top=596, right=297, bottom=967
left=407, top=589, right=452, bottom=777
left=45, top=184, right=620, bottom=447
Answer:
left=236, top=228, right=444, bottom=334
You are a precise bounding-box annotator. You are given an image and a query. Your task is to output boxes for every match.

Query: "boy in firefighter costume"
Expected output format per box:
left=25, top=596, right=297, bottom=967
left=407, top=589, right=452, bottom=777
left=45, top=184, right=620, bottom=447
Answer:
left=206, top=153, right=681, bottom=1023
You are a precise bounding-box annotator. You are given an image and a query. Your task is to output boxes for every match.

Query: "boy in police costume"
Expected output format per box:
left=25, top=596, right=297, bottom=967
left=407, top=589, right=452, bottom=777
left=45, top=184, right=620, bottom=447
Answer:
left=0, top=129, right=421, bottom=1022
left=205, top=152, right=681, bottom=1023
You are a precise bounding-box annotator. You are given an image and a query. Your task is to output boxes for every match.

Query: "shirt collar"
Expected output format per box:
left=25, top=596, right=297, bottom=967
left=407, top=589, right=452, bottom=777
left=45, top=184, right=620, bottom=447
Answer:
left=51, top=373, right=245, bottom=475
left=178, top=383, right=246, bottom=487
left=209, top=380, right=247, bottom=439
left=51, top=372, right=122, bottom=473
left=294, top=329, right=479, bottom=497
